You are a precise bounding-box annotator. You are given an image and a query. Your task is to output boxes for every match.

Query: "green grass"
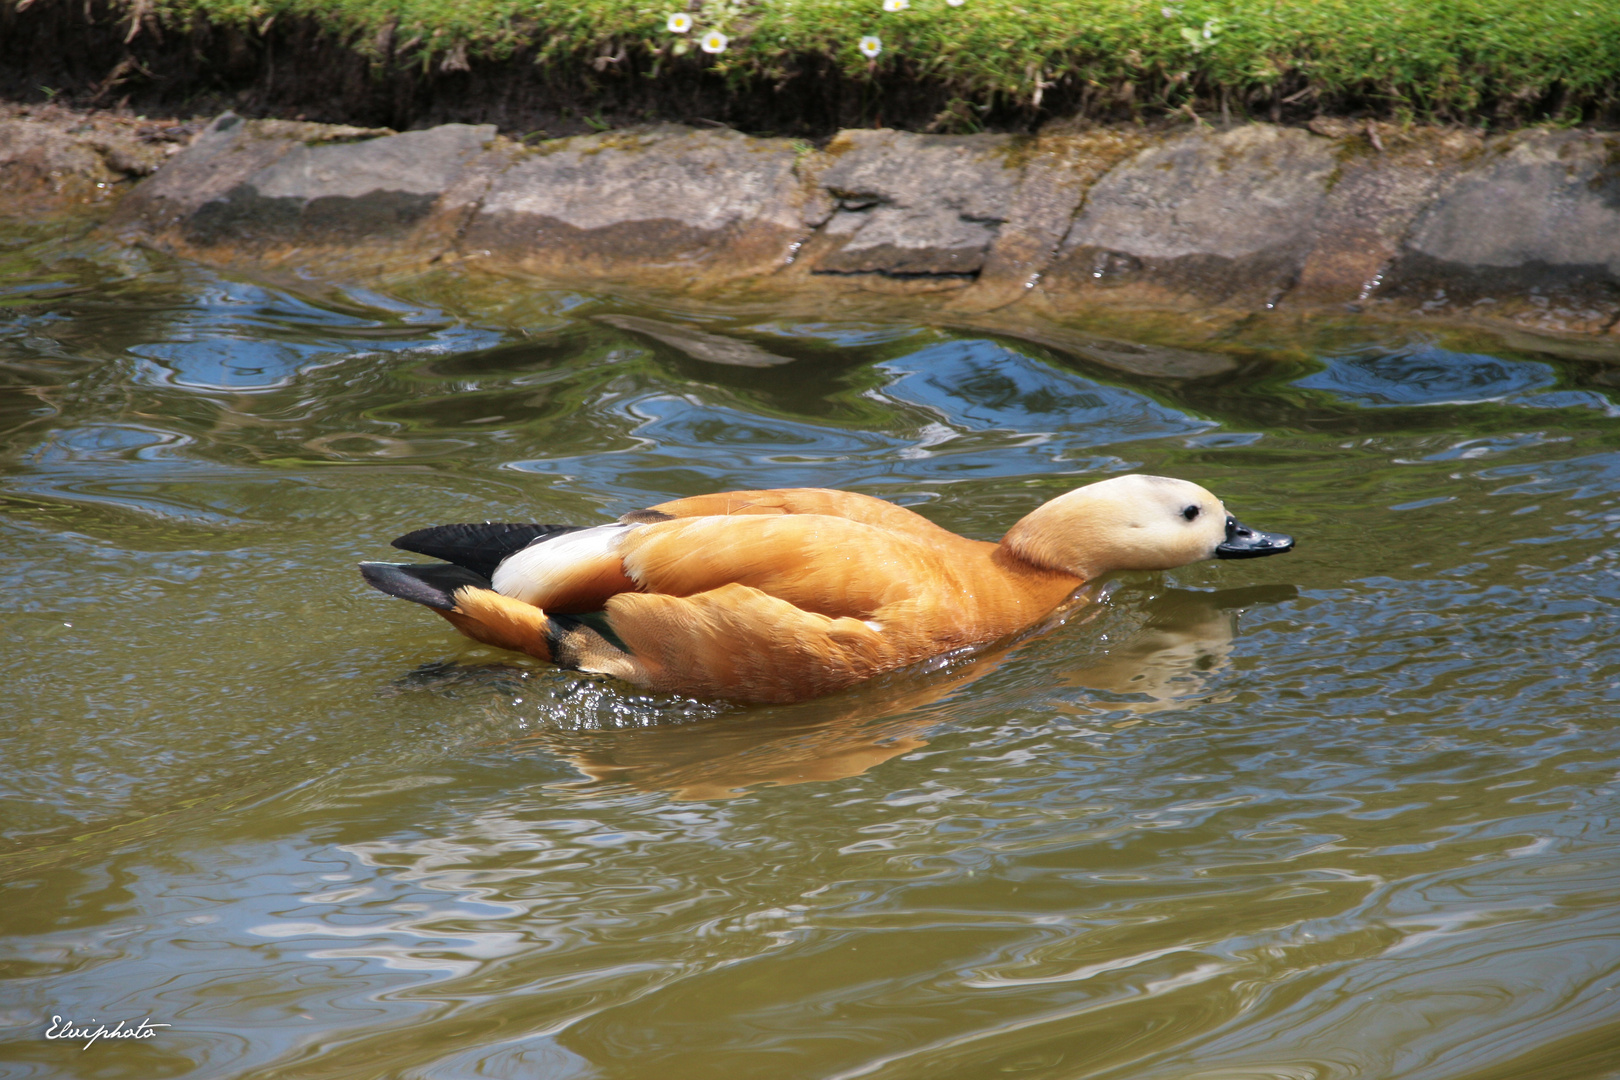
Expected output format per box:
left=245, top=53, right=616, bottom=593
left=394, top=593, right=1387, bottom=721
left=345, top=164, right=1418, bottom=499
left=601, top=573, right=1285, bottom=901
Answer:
left=92, top=0, right=1620, bottom=123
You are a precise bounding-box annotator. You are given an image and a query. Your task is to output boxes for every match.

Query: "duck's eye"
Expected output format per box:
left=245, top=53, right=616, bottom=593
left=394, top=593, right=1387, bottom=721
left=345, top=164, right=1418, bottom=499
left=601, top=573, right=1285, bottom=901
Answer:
left=1182, top=505, right=1200, bottom=521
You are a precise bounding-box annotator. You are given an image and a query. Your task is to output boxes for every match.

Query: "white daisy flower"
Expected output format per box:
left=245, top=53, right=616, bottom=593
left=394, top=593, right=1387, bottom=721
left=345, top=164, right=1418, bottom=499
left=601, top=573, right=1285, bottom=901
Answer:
left=859, top=35, right=882, bottom=57
left=666, top=12, right=692, bottom=32
left=882, top=0, right=908, bottom=11
left=700, top=29, right=728, bottom=53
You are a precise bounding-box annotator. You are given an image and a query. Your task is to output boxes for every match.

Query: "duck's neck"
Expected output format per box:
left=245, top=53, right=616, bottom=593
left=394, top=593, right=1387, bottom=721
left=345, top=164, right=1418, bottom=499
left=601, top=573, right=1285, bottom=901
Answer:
left=989, top=544, right=1087, bottom=612
left=998, top=490, right=1127, bottom=581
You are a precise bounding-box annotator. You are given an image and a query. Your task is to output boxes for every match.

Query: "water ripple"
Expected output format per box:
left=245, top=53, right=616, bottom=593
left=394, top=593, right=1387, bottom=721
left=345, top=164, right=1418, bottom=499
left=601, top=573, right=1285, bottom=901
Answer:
left=3, top=225, right=1620, bottom=1080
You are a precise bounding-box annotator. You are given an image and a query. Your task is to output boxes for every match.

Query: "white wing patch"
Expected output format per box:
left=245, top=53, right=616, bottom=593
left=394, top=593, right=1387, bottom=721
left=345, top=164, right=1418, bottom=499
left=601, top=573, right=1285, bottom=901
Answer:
left=491, top=523, right=631, bottom=605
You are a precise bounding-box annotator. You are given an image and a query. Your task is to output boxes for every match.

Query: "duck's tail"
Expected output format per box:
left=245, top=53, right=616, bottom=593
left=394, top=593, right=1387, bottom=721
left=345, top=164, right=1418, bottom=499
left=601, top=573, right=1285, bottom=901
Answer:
left=359, top=561, right=488, bottom=611
left=359, top=561, right=628, bottom=674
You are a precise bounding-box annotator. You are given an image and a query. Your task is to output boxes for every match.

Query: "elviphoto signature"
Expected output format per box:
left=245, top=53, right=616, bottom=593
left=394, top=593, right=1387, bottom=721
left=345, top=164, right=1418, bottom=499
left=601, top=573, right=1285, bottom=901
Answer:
left=44, top=1015, right=170, bottom=1050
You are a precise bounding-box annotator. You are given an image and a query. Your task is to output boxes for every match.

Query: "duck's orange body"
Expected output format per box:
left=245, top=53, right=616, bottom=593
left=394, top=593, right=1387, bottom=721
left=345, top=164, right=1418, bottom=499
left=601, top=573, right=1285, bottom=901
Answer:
left=361, top=478, right=1293, bottom=703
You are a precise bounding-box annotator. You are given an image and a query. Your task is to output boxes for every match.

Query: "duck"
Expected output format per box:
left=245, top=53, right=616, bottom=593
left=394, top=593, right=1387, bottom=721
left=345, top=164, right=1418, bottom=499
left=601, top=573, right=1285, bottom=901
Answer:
left=359, top=475, right=1294, bottom=704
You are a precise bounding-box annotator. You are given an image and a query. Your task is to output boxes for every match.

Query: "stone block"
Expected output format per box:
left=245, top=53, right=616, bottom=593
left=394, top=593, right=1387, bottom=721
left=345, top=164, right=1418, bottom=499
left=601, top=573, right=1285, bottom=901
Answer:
left=111, top=114, right=493, bottom=251
left=1043, top=124, right=1337, bottom=309
left=955, top=128, right=1149, bottom=311
left=1293, top=122, right=1480, bottom=305
left=461, top=126, right=806, bottom=286
left=1374, top=131, right=1620, bottom=334
left=803, top=130, right=1019, bottom=278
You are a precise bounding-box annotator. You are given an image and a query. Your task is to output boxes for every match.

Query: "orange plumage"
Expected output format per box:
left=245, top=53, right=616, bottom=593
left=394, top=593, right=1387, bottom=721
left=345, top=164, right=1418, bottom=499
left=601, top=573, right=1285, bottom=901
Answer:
left=360, top=477, right=1293, bottom=703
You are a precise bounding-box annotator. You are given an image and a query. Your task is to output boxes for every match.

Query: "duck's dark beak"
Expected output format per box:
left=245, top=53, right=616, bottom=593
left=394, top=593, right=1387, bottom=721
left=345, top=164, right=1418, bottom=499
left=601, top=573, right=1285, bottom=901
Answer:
left=1215, top=515, right=1294, bottom=559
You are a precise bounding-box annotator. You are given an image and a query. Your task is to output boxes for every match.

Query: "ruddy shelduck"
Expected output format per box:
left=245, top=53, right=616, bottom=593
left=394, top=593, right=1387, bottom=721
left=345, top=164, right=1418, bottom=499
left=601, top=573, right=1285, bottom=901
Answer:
left=360, top=475, right=1294, bottom=703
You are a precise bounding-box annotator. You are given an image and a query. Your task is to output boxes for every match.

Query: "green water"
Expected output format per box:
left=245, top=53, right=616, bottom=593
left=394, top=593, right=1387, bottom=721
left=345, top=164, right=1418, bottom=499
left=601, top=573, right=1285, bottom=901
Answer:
left=2, top=221, right=1619, bottom=1080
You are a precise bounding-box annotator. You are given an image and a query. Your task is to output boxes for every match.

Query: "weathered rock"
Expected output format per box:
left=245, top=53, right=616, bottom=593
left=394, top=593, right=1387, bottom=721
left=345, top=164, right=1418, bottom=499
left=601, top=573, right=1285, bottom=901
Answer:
left=111, top=113, right=494, bottom=252
left=1294, top=123, right=1482, bottom=305
left=0, top=111, right=168, bottom=213
left=0, top=119, right=109, bottom=202
left=1373, top=131, right=1620, bottom=335
left=595, top=315, right=794, bottom=367
left=1043, top=125, right=1337, bottom=309
left=802, top=130, right=1019, bottom=278
left=955, top=128, right=1150, bottom=312
left=216, top=123, right=493, bottom=242
left=89, top=135, right=166, bottom=178
left=461, top=126, right=808, bottom=287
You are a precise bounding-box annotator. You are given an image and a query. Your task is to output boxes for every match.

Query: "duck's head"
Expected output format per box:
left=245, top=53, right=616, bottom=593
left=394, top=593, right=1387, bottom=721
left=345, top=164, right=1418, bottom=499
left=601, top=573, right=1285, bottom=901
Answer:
left=1001, top=474, right=1294, bottom=580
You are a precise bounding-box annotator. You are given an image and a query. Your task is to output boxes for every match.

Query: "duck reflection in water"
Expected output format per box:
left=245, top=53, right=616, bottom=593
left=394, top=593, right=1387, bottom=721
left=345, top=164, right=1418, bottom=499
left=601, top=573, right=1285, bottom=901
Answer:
left=407, top=582, right=1295, bottom=800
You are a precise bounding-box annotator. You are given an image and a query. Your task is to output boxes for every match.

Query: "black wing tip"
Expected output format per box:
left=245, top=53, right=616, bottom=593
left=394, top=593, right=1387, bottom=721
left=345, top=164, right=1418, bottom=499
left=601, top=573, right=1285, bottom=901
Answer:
left=360, top=561, right=490, bottom=611
left=388, top=522, right=530, bottom=556
left=390, top=522, right=583, bottom=579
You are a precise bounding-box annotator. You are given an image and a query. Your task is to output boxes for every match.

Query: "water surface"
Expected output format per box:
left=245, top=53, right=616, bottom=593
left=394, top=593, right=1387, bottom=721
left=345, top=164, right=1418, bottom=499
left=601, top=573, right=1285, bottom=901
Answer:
left=2, top=223, right=1619, bottom=1079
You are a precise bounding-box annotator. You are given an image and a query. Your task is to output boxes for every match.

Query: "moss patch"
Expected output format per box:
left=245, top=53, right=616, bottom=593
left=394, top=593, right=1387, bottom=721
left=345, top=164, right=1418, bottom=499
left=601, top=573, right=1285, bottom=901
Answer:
left=5, top=0, right=1620, bottom=133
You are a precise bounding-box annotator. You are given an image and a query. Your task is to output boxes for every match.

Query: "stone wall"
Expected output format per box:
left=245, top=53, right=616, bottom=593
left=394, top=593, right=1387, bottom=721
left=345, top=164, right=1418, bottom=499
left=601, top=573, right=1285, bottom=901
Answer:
left=9, top=110, right=1620, bottom=339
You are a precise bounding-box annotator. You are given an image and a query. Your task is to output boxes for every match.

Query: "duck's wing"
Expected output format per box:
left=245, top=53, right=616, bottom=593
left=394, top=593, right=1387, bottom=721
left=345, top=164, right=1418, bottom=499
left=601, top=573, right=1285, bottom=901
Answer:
left=390, top=522, right=581, bottom=578
left=487, top=509, right=987, bottom=620
left=616, top=513, right=988, bottom=622
left=633, top=487, right=958, bottom=543
left=376, top=520, right=633, bottom=615
left=487, top=523, right=640, bottom=612
left=399, top=490, right=953, bottom=614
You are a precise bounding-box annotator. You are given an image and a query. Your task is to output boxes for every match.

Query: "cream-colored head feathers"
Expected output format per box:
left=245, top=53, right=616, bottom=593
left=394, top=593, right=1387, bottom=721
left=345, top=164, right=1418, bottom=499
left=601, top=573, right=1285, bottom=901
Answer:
left=1000, top=474, right=1230, bottom=580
